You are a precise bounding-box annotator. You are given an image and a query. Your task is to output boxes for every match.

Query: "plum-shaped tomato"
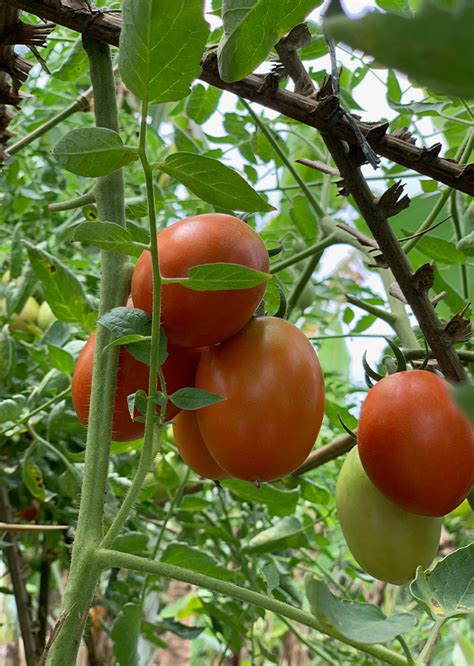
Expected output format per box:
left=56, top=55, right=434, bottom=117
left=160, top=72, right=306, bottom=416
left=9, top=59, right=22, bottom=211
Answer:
left=336, top=447, right=442, bottom=585
left=173, top=410, right=228, bottom=481
left=358, top=370, right=474, bottom=516
left=131, top=214, right=269, bottom=347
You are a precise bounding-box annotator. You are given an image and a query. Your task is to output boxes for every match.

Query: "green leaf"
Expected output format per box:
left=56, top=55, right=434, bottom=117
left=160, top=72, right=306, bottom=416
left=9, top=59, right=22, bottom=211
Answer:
left=25, top=242, right=95, bottom=329
left=0, top=326, right=14, bottom=381
left=305, top=577, right=416, bottom=644
left=451, top=385, right=474, bottom=422
left=457, top=231, right=474, bottom=257
left=222, top=479, right=300, bottom=517
left=185, top=83, right=222, bottom=123
left=53, top=128, right=138, bottom=177
left=9, top=223, right=23, bottom=279
left=261, top=562, right=280, bottom=591
left=246, top=516, right=310, bottom=554
left=74, top=222, right=144, bottom=256
left=162, top=543, right=234, bottom=580
left=325, top=3, right=474, bottom=99
left=410, top=544, right=474, bottom=619
left=170, top=387, right=226, bottom=410
left=171, top=263, right=271, bottom=292
left=47, top=344, right=75, bottom=375
left=98, top=307, right=161, bottom=365
left=218, top=0, right=323, bottom=82
left=114, top=532, right=149, bottom=555
left=0, top=398, right=22, bottom=423
left=53, top=38, right=88, bottom=81
left=157, top=152, right=273, bottom=212
left=119, top=0, right=209, bottom=105
left=158, top=618, right=204, bottom=640
left=416, top=236, right=466, bottom=264
left=22, top=458, right=46, bottom=501
left=111, top=603, right=141, bottom=666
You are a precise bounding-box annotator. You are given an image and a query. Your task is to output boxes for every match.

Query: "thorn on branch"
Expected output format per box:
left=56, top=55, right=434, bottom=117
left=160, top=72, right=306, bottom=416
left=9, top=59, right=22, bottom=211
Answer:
left=392, top=127, right=417, bottom=145
left=418, top=142, right=442, bottom=163
left=389, top=282, right=408, bottom=304
left=413, top=263, right=435, bottom=293
left=375, top=181, right=410, bottom=218
left=0, top=54, right=33, bottom=84
left=365, top=121, right=390, bottom=143
left=0, top=21, right=55, bottom=47
left=444, top=306, right=472, bottom=345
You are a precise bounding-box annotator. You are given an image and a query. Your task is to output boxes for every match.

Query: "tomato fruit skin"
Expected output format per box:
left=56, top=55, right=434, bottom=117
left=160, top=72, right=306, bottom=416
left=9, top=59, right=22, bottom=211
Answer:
left=336, top=447, right=441, bottom=585
left=20, top=499, right=41, bottom=522
left=358, top=370, right=474, bottom=516
left=72, top=332, right=201, bottom=442
left=131, top=214, right=270, bottom=347
left=195, top=316, right=325, bottom=482
left=173, top=410, right=229, bottom=480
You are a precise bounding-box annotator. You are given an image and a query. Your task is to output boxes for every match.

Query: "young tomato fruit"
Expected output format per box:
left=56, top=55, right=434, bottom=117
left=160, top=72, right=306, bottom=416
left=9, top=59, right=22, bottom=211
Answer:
left=72, top=332, right=201, bottom=442
left=358, top=370, right=474, bottom=516
left=195, top=316, right=325, bottom=482
left=131, top=213, right=270, bottom=347
left=336, top=447, right=441, bottom=585
left=173, top=410, right=228, bottom=481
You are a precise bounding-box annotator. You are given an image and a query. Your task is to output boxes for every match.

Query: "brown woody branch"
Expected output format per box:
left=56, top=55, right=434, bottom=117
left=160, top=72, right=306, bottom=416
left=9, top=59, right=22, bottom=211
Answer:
left=293, top=433, right=354, bottom=475
left=0, top=485, right=40, bottom=666
left=4, top=0, right=474, bottom=195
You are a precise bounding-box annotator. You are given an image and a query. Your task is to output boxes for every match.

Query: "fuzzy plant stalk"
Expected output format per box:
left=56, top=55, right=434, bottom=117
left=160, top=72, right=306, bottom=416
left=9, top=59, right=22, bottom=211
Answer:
left=45, top=36, right=130, bottom=666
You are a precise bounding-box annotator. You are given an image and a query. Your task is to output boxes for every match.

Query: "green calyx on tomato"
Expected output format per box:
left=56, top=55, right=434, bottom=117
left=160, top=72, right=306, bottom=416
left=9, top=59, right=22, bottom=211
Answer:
left=358, top=369, right=474, bottom=517
left=336, top=447, right=442, bottom=585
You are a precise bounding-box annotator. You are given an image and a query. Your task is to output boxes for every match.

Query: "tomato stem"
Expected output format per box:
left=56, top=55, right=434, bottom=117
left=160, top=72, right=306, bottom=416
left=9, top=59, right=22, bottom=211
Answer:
left=45, top=36, right=130, bottom=666
left=96, top=548, right=409, bottom=666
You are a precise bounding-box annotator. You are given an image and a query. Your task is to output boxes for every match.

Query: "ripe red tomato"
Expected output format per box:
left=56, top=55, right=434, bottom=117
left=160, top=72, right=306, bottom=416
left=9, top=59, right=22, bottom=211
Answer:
left=358, top=370, right=474, bottom=516
left=131, top=214, right=270, bottom=347
left=20, top=499, right=41, bottom=522
left=195, top=316, right=325, bottom=482
left=173, top=410, right=228, bottom=481
left=72, top=332, right=201, bottom=441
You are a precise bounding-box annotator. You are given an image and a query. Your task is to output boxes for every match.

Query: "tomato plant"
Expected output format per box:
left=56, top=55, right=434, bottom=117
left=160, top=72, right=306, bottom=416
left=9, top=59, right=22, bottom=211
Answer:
left=336, top=447, right=442, bottom=585
left=358, top=370, right=474, bottom=516
left=195, top=316, right=325, bottom=482
left=131, top=213, right=270, bottom=347
left=72, top=332, right=201, bottom=441
left=173, top=409, right=228, bottom=481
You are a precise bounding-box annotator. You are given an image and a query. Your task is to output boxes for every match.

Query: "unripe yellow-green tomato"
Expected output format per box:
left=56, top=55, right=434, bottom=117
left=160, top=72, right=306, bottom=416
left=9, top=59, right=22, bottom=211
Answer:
left=336, top=447, right=442, bottom=585
left=1, top=270, right=11, bottom=285
left=9, top=297, right=40, bottom=332
left=37, top=301, right=57, bottom=330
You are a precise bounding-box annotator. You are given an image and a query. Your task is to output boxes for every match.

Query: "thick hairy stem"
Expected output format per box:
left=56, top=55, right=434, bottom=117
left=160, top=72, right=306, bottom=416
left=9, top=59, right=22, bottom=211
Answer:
left=96, top=549, right=408, bottom=666
left=45, top=37, right=129, bottom=666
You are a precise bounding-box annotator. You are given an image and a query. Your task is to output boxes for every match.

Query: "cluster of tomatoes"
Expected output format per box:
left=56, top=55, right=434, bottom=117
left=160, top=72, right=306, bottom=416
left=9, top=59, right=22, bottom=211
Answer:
left=72, top=214, right=325, bottom=483
left=337, top=370, right=474, bottom=584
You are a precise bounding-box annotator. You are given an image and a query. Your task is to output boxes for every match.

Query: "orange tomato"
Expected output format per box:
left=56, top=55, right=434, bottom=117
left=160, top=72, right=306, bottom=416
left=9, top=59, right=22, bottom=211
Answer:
left=195, top=316, right=325, bottom=482
left=358, top=370, right=474, bottom=516
left=72, top=332, right=201, bottom=441
left=173, top=410, right=228, bottom=481
left=131, top=214, right=269, bottom=347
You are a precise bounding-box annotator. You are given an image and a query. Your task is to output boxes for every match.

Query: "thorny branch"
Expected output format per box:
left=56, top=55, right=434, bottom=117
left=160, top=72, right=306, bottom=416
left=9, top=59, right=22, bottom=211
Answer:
left=3, top=0, right=474, bottom=196
left=2, top=1, right=471, bottom=381
left=0, top=3, right=54, bottom=160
